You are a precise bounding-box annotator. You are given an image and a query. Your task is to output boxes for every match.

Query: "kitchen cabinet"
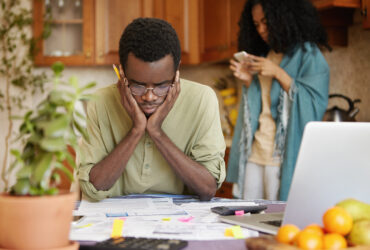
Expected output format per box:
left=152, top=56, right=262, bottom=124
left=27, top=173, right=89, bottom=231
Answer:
left=311, top=0, right=364, bottom=46
left=33, top=0, right=245, bottom=66
left=33, top=0, right=95, bottom=66
left=95, top=0, right=155, bottom=65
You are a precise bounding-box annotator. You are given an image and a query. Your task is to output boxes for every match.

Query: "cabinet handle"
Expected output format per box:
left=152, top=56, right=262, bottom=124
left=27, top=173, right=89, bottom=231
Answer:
left=361, top=7, right=367, bottom=17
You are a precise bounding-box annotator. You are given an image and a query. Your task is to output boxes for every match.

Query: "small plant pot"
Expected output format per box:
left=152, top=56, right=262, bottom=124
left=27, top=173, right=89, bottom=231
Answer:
left=0, top=191, right=78, bottom=249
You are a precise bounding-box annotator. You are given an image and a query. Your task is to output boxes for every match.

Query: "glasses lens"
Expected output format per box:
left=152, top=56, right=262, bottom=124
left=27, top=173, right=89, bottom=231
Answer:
left=129, top=84, right=146, bottom=96
left=153, top=84, right=171, bottom=96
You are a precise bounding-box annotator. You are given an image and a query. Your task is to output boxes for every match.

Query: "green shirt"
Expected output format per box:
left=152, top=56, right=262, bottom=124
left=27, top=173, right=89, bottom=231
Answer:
left=78, top=79, right=226, bottom=201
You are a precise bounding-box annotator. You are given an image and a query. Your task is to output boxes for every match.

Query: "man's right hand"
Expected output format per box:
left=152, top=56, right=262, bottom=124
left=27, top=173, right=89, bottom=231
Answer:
left=230, top=59, right=253, bottom=87
left=117, top=68, right=147, bottom=133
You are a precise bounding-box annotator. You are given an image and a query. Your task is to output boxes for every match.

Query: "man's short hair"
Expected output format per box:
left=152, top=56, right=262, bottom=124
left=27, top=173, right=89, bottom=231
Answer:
left=118, top=18, right=181, bottom=71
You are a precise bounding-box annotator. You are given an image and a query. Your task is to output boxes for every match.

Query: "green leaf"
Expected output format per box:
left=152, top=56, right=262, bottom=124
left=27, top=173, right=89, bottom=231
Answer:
left=49, top=90, right=73, bottom=105
left=32, top=152, right=53, bottom=187
left=40, top=137, right=66, bottom=151
left=69, top=76, right=78, bottom=88
left=51, top=61, right=64, bottom=77
left=55, top=163, right=73, bottom=181
left=46, top=187, right=59, bottom=195
left=16, top=165, right=32, bottom=179
left=11, top=179, right=31, bottom=195
left=73, top=119, right=88, bottom=140
left=80, top=82, right=96, bottom=91
left=65, top=150, right=77, bottom=169
left=37, top=115, right=69, bottom=138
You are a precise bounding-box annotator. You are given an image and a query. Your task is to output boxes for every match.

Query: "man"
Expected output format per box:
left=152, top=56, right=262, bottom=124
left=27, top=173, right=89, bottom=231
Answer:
left=78, top=18, right=226, bottom=201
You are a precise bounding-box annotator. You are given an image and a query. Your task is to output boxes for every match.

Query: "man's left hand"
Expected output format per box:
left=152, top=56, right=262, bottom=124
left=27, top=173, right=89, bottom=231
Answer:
left=147, top=70, right=180, bottom=136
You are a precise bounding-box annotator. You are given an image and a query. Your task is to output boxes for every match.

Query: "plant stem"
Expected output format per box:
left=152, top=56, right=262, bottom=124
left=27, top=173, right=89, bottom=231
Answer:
left=1, top=33, right=11, bottom=191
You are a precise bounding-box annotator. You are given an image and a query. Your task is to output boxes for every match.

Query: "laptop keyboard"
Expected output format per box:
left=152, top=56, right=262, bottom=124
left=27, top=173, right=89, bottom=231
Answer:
left=261, top=220, right=282, bottom=227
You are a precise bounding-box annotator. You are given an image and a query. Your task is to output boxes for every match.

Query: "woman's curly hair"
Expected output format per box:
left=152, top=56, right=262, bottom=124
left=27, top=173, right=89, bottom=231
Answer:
left=238, top=0, right=331, bottom=56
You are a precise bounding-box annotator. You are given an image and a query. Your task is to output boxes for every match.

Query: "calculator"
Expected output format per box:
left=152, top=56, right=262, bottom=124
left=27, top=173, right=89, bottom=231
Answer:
left=79, top=237, right=188, bottom=250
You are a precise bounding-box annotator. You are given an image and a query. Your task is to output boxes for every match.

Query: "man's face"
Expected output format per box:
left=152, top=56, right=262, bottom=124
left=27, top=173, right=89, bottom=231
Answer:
left=122, top=53, right=176, bottom=116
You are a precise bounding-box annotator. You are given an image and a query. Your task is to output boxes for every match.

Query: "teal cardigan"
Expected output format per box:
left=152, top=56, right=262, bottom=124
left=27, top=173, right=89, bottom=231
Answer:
left=226, top=42, right=329, bottom=201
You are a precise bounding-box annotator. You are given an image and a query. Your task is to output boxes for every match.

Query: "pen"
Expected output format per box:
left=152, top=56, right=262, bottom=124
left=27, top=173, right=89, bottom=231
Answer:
left=112, top=64, right=121, bottom=80
left=106, top=212, right=128, bottom=217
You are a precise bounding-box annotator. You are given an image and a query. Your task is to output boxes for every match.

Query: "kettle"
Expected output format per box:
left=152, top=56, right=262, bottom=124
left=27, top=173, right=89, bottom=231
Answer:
left=323, top=94, right=361, bottom=122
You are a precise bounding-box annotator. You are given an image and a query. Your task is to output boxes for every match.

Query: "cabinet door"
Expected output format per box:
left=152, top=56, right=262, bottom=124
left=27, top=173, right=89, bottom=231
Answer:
left=201, top=0, right=245, bottom=62
left=33, top=0, right=95, bottom=66
left=95, top=0, right=155, bottom=65
left=152, top=0, right=198, bottom=64
left=362, top=0, right=370, bottom=29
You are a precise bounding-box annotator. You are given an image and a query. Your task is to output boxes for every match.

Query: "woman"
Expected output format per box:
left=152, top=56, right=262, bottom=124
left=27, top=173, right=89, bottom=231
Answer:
left=227, top=0, right=331, bottom=201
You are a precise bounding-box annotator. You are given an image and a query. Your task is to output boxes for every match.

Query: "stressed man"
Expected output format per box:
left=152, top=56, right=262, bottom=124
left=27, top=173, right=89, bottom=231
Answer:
left=78, top=18, right=226, bottom=201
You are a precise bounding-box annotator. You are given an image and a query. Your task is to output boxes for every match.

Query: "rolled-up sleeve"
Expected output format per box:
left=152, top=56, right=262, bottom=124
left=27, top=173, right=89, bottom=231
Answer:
left=78, top=99, right=116, bottom=201
left=189, top=88, right=226, bottom=188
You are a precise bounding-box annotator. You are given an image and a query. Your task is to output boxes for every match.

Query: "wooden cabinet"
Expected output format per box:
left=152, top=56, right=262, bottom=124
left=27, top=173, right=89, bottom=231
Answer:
left=154, top=0, right=245, bottom=64
left=362, top=0, right=370, bottom=28
left=33, top=0, right=245, bottom=66
left=33, top=0, right=95, bottom=66
left=311, top=0, right=363, bottom=46
left=95, top=0, right=155, bottom=65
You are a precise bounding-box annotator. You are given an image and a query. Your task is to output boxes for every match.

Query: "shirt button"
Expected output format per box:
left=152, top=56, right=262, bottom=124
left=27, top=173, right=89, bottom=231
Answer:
left=146, top=142, right=151, bottom=146
left=145, top=164, right=149, bottom=169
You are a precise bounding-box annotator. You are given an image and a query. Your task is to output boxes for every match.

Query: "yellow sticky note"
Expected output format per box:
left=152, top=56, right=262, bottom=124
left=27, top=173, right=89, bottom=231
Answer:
left=231, top=225, right=244, bottom=239
left=162, top=217, right=171, bottom=221
left=111, top=219, right=124, bottom=238
left=224, top=228, right=234, bottom=237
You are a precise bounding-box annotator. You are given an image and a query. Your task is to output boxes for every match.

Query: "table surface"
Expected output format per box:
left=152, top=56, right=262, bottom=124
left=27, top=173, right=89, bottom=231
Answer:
left=78, top=202, right=286, bottom=250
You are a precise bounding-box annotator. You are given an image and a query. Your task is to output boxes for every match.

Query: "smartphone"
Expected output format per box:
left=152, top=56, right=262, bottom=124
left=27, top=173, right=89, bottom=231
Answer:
left=211, top=205, right=267, bottom=216
left=233, top=51, right=254, bottom=63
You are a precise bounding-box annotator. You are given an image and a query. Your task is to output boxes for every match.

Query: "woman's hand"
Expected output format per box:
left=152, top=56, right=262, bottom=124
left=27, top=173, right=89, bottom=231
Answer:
left=248, top=55, right=292, bottom=93
left=229, top=59, right=253, bottom=87
left=248, top=55, right=279, bottom=78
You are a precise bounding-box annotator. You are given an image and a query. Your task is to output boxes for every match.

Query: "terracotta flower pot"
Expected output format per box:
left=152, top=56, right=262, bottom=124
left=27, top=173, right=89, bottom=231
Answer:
left=0, top=191, right=78, bottom=249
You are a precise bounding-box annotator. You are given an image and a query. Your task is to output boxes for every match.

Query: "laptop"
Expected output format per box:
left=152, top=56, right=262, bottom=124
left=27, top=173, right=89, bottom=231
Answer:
left=220, top=122, right=370, bottom=234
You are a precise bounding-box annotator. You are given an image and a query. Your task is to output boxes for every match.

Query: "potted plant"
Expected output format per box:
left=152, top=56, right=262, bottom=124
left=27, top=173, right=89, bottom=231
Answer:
left=0, top=62, right=95, bottom=249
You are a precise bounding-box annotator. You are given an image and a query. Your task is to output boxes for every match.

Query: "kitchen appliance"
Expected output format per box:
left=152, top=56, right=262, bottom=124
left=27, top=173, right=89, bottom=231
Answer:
left=323, top=94, right=361, bottom=122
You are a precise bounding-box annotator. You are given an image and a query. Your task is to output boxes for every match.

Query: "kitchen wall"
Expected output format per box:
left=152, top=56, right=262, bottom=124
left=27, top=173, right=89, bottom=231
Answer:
left=1, top=9, right=369, bottom=191
left=34, top=10, right=370, bottom=121
left=322, top=10, right=370, bottom=122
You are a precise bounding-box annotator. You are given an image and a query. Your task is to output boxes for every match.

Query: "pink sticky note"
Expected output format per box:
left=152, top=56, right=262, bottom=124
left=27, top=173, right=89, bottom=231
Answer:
left=235, top=210, right=244, bottom=216
left=178, top=216, right=194, bottom=222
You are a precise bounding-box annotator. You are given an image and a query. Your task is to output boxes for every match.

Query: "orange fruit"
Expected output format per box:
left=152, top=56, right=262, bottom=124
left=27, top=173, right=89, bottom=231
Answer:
left=304, top=224, right=325, bottom=237
left=276, top=224, right=300, bottom=244
left=296, top=229, right=323, bottom=249
left=323, top=233, right=348, bottom=249
left=323, top=206, right=353, bottom=235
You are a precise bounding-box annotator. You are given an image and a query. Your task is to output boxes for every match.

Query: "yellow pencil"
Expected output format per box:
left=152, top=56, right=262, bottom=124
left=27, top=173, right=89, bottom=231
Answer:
left=112, top=64, right=121, bottom=80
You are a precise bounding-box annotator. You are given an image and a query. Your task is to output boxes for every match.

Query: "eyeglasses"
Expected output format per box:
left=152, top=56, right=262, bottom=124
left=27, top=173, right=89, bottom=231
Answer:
left=123, top=78, right=174, bottom=97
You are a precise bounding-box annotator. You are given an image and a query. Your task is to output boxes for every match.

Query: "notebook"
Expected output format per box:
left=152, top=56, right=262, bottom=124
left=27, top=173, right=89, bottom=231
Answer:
left=220, top=122, right=370, bottom=234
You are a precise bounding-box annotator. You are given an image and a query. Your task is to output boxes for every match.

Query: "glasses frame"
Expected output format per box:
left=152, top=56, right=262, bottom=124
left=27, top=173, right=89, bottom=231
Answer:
left=123, top=75, right=175, bottom=97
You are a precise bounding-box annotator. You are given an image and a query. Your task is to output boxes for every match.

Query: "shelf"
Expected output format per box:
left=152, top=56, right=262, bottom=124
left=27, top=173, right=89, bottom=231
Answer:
left=51, top=19, right=83, bottom=24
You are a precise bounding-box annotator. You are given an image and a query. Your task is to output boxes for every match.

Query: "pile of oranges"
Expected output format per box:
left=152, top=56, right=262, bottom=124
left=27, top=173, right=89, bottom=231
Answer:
left=276, top=206, right=353, bottom=249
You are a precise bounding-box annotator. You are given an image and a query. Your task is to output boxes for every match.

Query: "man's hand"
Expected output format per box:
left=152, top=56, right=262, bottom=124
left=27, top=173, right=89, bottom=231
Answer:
left=117, top=67, right=147, bottom=133
left=147, top=70, right=180, bottom=136
left=229, top=59, right=253, bottom=87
